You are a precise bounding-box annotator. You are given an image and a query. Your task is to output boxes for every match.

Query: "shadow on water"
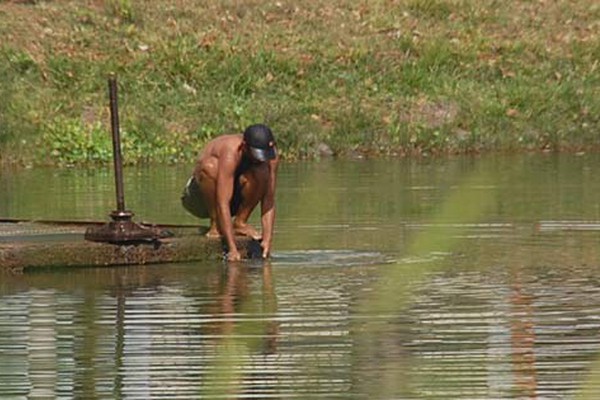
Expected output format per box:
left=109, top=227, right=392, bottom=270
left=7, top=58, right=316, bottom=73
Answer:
left=2, top=154, right=600, bottom=398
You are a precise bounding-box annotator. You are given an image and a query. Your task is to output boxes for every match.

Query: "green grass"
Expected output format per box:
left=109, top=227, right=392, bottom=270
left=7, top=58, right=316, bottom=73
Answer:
left=0, top=0, right=598, bottom=166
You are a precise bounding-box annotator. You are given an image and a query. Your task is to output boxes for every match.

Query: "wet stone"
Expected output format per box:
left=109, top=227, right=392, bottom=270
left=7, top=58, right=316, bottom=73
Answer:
left=0, top=223, right=260, bottom=273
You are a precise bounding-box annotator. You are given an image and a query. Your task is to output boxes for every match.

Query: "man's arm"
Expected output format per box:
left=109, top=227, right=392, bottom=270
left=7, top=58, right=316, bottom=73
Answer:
left=215, top=152, right=240, bottom=261
left=260, top=156, right=279, bottom=258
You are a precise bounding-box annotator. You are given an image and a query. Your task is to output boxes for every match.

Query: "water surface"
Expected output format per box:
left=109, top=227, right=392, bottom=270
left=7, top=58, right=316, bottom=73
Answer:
left=1, top=154, right=600, bottom=398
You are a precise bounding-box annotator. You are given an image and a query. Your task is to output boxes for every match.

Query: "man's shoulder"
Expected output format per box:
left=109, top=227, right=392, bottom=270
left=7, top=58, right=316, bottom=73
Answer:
left=203, top=134, right=242, bottom=154
left=200, top=134, right=242, bottom=167
left=211, top=133, right=243, bottom=144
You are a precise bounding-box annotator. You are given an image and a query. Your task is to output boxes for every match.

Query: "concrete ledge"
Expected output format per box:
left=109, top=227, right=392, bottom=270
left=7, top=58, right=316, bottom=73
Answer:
left=0, top=229, right=260, bottom=273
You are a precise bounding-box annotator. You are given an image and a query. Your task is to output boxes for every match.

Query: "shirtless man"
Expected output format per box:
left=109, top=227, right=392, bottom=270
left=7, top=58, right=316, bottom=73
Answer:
left=181, top=124, right=279, bottom=261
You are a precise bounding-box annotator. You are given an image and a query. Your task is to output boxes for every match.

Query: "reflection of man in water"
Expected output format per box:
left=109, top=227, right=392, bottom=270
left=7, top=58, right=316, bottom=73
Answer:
left=181, top=124, right=279, bottom=261
left=218, top=263, right=279, bottom=354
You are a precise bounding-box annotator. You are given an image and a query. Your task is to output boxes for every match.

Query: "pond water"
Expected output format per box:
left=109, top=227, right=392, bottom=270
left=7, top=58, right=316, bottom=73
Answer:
left=1, top=154, right=600, bottom=399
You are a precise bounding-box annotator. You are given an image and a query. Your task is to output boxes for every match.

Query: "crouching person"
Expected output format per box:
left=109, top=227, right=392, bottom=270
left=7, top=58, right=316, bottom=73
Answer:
left=182, top=124, right=279, bottom=261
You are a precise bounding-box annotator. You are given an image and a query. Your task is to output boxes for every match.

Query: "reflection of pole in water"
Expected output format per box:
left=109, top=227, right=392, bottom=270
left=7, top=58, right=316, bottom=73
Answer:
left=510, top=270, right=538, bottom=398
left=113, top=279, right=126, bottom=399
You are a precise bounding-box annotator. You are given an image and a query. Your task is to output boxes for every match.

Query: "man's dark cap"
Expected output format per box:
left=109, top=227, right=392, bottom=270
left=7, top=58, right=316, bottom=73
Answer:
left=243, top=124, right=277, bottom=161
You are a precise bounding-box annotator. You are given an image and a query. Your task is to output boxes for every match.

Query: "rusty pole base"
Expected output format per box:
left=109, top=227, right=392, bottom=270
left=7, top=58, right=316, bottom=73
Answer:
left=84, top=210, right=168, bottom=245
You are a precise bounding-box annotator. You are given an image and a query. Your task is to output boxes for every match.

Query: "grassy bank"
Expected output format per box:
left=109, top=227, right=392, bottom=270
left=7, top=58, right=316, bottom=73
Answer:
left=0, top=0, right=598, bottom=166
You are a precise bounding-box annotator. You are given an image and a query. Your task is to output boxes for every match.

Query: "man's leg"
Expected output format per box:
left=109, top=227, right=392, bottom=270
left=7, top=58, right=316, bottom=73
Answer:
left=195, top=171, right=220, bottom=237
left=232, top=170, right=267, bottom=240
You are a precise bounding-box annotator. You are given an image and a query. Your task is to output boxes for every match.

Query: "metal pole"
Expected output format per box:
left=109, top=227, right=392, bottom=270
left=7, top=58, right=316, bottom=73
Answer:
left=108, top=76, right=126, bottom=214
left=84, top=76, right=165, bottom=244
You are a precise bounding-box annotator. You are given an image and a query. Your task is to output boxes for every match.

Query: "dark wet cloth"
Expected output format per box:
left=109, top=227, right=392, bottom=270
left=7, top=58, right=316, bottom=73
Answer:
left=181, top=155, right=253, bottom=219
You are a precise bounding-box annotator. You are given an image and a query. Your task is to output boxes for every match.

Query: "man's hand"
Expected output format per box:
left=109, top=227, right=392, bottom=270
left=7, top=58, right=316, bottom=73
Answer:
left=227, top=249, right=242, bottom=262
left=261, top=243, right=271, bottom=259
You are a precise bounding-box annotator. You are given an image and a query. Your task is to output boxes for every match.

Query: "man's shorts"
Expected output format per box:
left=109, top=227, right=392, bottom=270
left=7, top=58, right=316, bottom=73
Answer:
left=181, top=176, right=209, bottom=218
left=181, top=176, right=244, bottom=219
